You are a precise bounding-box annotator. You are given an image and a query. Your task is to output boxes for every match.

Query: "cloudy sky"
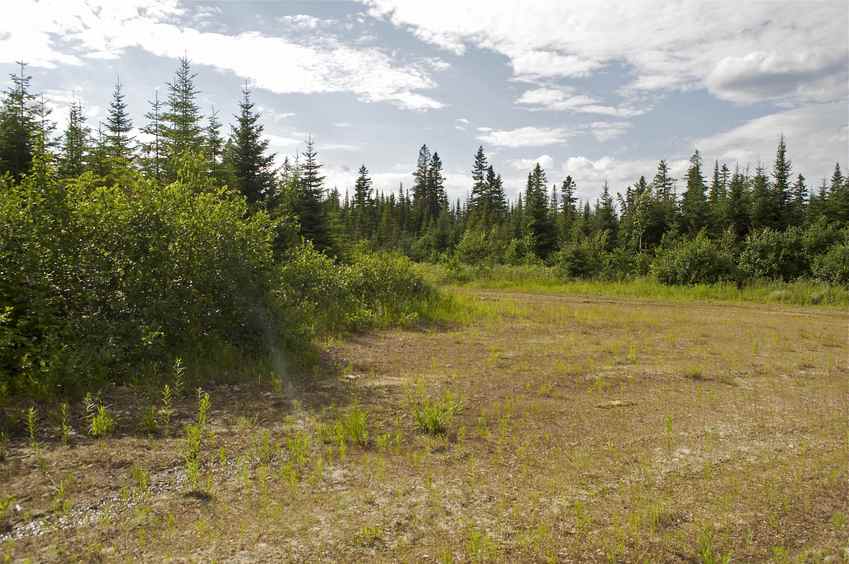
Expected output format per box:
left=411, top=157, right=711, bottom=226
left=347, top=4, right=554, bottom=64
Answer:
left=2, top=0, right=847, bottom=203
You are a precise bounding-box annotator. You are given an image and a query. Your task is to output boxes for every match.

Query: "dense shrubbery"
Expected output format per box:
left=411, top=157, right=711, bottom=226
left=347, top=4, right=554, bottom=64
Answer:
left=0, top=154, right=440, bottom=398
left=275, top=244, right=438, bottom=337
left=650, top=232, right=737, bottom=285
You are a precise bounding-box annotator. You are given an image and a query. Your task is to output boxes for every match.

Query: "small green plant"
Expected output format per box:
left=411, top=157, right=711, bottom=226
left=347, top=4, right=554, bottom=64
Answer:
left=26, top=406, right=38, bottom=450
left=465, top=526, right=498, bottom=562
left=183, top=389, right=211, bottom=492
left=831, top=511, right=848, bottom=529
left=286, top=431, right=311, bottom=468
left=334, top=405, right=369, bottom=447
left=696, top=526, right=732, bottom=564
left=84, top=394, right=115, bottom=438
left=0, top=495, right=14, bottom=522
left=159, top=384, right=174, bottom=435
left=139, top=405, right=159, bottom=435
left=131, top=464, right=150, bottom=497
left=52, top=476, right=74, bottom=514
left=59, top=402, right=72, bottom=445
left=414, top=390, right=463, bottom=435
left=172, top=357, right=185, bottom=399
left=354, top=525, right=382, bottom=547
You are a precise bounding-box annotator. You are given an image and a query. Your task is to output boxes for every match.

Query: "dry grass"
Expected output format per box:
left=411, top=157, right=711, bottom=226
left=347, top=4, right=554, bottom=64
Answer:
left=1, top=288, right=847, bottom=562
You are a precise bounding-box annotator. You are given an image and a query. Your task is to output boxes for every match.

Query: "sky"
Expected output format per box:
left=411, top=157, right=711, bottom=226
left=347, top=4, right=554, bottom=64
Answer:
left=1, top=0, right=847, bottom=204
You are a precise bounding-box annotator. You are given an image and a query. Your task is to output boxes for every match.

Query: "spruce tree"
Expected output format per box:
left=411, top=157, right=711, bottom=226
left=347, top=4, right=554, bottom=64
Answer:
left=560, top=175, right=578, bottom=240
left=726, top=166, right=750, bottom=241
left=141, top=90, right=166, bottom=182
left=352, top=164, right=375, bottom=239
left=225, top=85, right=276, bottom=204
left=293, top=136, right=331, bottom=251
left=596, top=180, right=618, bottom=249
left=105, top=78, right=134, bottom=164
left=787, top=173, right=807, bottom=227
left=58, top=99, right=90, bottom=178
left=826, top=162, right=848, bottom=224
left=205, top=106, right=226, bottom=186
left=0, top=61, right=37, bottom=181
left=163, top=56, right=204, bottom=175
left=524, top=163, right=557, bottom=258
left=469, top=145, right=488, bottom=224
left=428, top=151, right=447, bottom=220
left=749, top=164, right=773, bottom=230
left=411, top=144, right=432, bottom=232
left=651, top=160, right=677, bottom=237
left=772, top=134, right=792, bottom=228
left=485, top=165, right=507, bottom=224
left=680, top=150, right=708, bottom=235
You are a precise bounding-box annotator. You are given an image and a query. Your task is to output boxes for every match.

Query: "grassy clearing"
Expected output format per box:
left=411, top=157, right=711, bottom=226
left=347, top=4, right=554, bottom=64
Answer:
left=418, top=262, right=849, bottom=307
left=1, top=286, right=847, bottom=562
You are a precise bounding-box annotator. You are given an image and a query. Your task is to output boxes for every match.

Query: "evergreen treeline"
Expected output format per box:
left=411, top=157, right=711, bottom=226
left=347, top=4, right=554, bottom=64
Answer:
left=2, top=59, right=848, bottom=286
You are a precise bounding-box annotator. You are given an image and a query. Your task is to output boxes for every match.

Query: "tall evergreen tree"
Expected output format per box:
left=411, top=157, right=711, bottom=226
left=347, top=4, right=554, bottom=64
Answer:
left=749, top=164, right=773, bottom=230
left=411, top=144, right=432, bottom=232
left=225, top=84, right=275, bottom=204
left=141, top=90, right=166, bottom=182
left=205, top=106, right=226, bottom=186
left=469, top=145, right=488, bottom=224
left=596, top=180, right=618, bottom=249
left=352, top=164, right=375, bottom=239
left=680, top=150, right=708, bottom=235
left=559, top=175, right=578, bottom=240
left=825, top=162, right=848, bottom=223
left=163, top=56, right=204, bottom=175
left=428, top=151, right=447, bottom=219
left=787, top=173, right=807, bottom=227
left=0, top=61, right=37, bottom=181
left=772, top=134, right=792, bottom=228
left=58, top=99, right=90, bottom=178
left=524, top=163, right=557, bottom=259
left=485, top=165, right=507, bottom=224
left=726, top=166, right=750, bottom=241
left=293, top=136, right=331, bottom=251
left=105, top=78, right=134, bottom=164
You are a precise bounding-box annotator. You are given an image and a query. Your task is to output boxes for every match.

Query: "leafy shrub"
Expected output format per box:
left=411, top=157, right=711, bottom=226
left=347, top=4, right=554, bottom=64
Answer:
left=812, top=241, right=849, bottom=286
left=0, top=152, right=277, bottom=396
left=555, top=233, right=608, bottom=279
left=651, top=232, right=736, bottom=285
left=456, top=228, right=493, bottom=265
left=503, top=235, right=538, bottom=266
left=348, top=250, right=437, bottom=326
left=738, top=227, right=807, bottom=281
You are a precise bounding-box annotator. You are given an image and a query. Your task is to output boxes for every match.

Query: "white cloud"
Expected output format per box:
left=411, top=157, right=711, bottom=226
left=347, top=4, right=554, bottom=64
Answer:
left=1, top=1, right=445, bottom=111
left=364, top=0, right=848, bottom=104
left=319, top=143, right=361, bottom=152
left=476, top=126, right=573, bottom=148
left=693, top=101, right=848, bottom=183
left=454, top=117, right=470, bottom=131
left=333, top=122, right=353, bottom=128
left=277, top=15, right=329, bottom=30
left=508, top=154, right=554, bottom=171
left=516, top=87, right=646, bottom=117
left=561, top=156, right=689, bottom=202
left=258, top=107, right=295, bottom=123
left=586, top=121, right=632, bottom=143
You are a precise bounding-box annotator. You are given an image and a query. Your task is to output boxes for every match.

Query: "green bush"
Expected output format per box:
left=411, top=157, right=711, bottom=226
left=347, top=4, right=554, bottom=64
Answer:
left=275, top=244, right=439, bottom=338
left=812, top=241, right=849, bottom=286
left=651, top=232, right=736, bottom=285
left=555, top=233, right=608, bottom=279
left=0, top=154, right=277, bottom=396
left=738, top=227, right=807, bottom=281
